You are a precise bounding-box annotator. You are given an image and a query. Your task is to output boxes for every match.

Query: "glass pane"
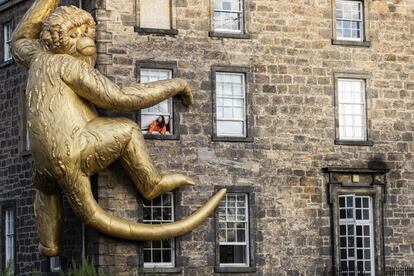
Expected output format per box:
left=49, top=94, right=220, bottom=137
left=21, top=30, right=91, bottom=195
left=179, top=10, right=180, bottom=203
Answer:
left=237, top=229, right=245, bottom=242
left=153, top=250, right=162, bottom=262
left=144, top=250, right=152, bottom=262
left=219, top=245, right=246, bottom=264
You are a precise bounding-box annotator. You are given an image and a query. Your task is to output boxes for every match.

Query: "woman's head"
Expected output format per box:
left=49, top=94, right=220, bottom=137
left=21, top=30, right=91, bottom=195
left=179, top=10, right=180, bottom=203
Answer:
left=157, top=115, right=165, bottom=126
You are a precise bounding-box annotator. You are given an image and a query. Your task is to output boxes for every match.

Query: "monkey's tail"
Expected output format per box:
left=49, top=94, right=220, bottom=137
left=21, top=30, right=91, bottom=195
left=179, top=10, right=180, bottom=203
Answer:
left=64, top=175, right=226, bottom=241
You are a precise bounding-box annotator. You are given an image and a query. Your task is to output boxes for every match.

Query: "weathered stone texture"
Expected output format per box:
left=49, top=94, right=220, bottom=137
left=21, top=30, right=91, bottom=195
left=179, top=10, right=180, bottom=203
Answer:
left=93, top=0, right=414, bottom=274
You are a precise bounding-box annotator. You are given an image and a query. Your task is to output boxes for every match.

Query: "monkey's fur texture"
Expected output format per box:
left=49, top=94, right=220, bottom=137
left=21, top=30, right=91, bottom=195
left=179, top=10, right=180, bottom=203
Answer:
left=12, top=0, right=226, bottom=256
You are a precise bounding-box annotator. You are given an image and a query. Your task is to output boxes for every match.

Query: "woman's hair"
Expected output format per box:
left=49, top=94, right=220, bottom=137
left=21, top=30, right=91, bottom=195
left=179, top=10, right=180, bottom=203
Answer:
left=158, top=115, right=166, bottom=127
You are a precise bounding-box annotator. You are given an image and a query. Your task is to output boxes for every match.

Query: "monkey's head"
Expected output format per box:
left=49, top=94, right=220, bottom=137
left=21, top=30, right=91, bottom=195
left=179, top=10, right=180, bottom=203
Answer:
left=40, top=6, right=97, bottom=66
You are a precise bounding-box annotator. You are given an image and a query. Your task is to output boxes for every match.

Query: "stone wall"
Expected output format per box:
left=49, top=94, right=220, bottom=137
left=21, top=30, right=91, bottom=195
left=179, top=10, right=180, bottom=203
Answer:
left=92, top=0, right=414, bottom=275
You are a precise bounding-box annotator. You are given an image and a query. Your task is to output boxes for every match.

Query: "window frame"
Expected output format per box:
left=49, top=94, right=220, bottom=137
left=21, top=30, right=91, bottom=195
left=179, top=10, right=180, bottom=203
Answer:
left=209, top=0, right=251, bottom=39
left=331, top=0, right=370, bottom=47
left=211, top=65, right=253, bottom=142
left=338, top=194, right=375, bottom=274
left=334, top=72, right=373, bottom=146
left=19, top=91, right=31, bottom=156
left=49, top=256, right=61, bottom=273
left=142, top=192, right=175, bottom=268
left=134, top=0, right=178, bottom=35
left=3, top=21, right=11, bottom=62
left=325, top=167, right=388, bottom=275
left=135, top=60, right=180, bottom=140
left=137, top=191, right=183, bottom=274
left=214, top=186, right=256, bottom=273
left=1, top=201, right=16, bottom=274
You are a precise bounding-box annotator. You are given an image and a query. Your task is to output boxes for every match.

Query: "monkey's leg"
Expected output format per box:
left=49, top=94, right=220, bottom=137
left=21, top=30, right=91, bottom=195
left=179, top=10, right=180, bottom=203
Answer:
left=79, top=117, right=194, bottom=200
left=34, top=191, right=63, bottom=256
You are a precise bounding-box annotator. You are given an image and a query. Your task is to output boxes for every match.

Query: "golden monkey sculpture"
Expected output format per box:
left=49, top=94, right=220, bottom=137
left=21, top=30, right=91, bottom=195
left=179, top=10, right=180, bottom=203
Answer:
left=11, top=0, right=226, bottom=256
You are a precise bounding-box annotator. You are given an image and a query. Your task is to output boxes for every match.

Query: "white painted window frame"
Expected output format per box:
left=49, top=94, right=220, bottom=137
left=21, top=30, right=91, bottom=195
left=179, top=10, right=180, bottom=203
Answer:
left=213, top=0, right=244, bottom=33
left=218, top=193, right=250, bottom=267
left=5, top=207, right=15, bottom=273
left=140, top=69, right=174, bottom=135
left=3, top=22, right=12, bottom=61
left=50, top=256, right=61, bottom=272
left=337, top=78, right=367, bottom=141
left=336, top=0, right=364, bottom=41
left=143, top=192, right=175, bottom=268
left=215, top=72, right=247, bottom=138
left=339, top=194, right=375, bottom=275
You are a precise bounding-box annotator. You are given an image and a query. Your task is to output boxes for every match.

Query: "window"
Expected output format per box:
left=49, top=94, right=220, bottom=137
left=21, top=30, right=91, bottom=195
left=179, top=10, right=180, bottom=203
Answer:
left=218, top=193, right=249, bottom=267
left=325, top=167, right=388, bottom=275
left=140, top=69, right=174, bottom=135
left=3, top=22, right=12, bottom=62
left=143, top=193, right=175, bottom=268
left=50, top=256, right=61, bottom=272
left=213, top=0, right=244, bottom=33
left=336, top=0, right=364, bottom=41
left=215, top=72, right=246, bottom=138
left=4, top=207, right=15, bottom=274
left=337, top=78, right=367, bottom=142
left=339, top=195, right=375, bottom=274
left=136, top=0, right=177, bottom=34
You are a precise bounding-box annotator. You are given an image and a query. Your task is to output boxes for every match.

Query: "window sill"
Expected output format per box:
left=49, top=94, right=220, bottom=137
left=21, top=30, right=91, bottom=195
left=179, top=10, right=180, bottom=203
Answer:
left=0, top=59, right=13, bottom=68
left=135, top=27, right=178, bottom=36
left=335, top=139, right=374, bottom=146
left=209, top=31, right=251, bottom=39
left=144, top=134, right=179, bottom=140
left=139, top=267, right=183, bottom=274
left=212, top=135, right=253, bottom=143
left=332, top=39, right=371, bottom=47
left=214, top=266, right=256, bottom=273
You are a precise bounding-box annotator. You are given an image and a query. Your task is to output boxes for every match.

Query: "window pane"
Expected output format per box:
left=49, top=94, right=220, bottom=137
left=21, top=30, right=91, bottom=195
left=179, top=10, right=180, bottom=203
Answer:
left=218, top=193, right=249, bottom=266
left=337, top=79, right=366, bottom=140
left=140, top=69, right=173, bottom=134
left=140, top=0, right=171, bottom=29
left=339, top=195, right=374, bottom=273
left=219, top=245, right=247, bottom=264
left=217, top=121, right=245, bottom=137
left=143, top=193, right=174, bottom=267
left=214, top=0, right=243, bottom=32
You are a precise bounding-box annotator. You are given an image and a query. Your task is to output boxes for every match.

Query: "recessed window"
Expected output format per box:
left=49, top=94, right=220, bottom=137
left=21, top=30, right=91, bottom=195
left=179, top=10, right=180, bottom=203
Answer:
left=137, top=0, right=177, bottom=34
left=3, top=22, right=12, bottom=61
left=337, top=78, right=366, bottom=141
left=215, top=72, right=246, bottom=137
left=4, top=207, right=15, bottom=273
left=336, top=0, right=364, bottom=41
left=143, top=193, right=175, bottom=268
left=218, top=193, right=249, bottom=267
left=50, top=256, right=61, bottom=272
left=339, top=195, right=375, bottom=274
left=140, top=69, right=174, bottom=135
left=214, top=0, right=244, bottom=33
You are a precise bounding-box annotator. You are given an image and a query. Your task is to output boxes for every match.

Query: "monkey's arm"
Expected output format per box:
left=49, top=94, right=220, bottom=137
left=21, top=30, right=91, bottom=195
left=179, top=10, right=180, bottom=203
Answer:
left=11, top=0, right=59, bottom=66
left=62, top=58, right=193, bottom=112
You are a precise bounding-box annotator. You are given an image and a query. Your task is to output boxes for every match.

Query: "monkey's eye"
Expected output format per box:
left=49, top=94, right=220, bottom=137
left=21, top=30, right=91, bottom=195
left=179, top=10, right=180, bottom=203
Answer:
left=85, top=27, right=89, bottom=33
left=70, top=33, right=78, bottom=38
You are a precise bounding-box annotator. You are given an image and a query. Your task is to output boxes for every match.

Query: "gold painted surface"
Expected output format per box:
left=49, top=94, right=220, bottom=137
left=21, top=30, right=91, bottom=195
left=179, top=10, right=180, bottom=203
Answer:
left=11, top=0, right=226, bottom=256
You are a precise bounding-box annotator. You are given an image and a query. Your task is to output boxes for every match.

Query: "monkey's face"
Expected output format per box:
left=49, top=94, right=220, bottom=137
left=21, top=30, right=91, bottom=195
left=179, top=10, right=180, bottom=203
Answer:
left=68, top=23, right=96, bottom=56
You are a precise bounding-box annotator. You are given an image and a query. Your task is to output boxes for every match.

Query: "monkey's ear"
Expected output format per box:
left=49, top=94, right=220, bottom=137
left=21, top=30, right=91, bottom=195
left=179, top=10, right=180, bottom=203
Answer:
left=40, top=30, right=53, bottom=50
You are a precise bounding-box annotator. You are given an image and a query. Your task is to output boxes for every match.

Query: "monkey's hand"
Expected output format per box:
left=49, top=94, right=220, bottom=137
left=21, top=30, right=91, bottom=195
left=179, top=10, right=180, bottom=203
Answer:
left=180, top=80, right=193, bottom=107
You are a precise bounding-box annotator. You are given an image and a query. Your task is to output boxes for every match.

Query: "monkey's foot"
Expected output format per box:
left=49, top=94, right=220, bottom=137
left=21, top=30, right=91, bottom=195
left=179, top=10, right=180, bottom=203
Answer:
left=39, top=243, right=61, bottom=257
left=144, top=174, right=195, bottom=200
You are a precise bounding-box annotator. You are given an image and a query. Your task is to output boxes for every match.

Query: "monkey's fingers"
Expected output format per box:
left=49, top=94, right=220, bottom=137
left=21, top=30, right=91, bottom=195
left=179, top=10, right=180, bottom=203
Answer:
left=181, top=85, right=194, bottom=107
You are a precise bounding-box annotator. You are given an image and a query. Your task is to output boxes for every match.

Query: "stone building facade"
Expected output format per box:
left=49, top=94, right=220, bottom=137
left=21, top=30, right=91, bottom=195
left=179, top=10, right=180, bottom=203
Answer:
left=0, top=0, right=414, bottom=275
